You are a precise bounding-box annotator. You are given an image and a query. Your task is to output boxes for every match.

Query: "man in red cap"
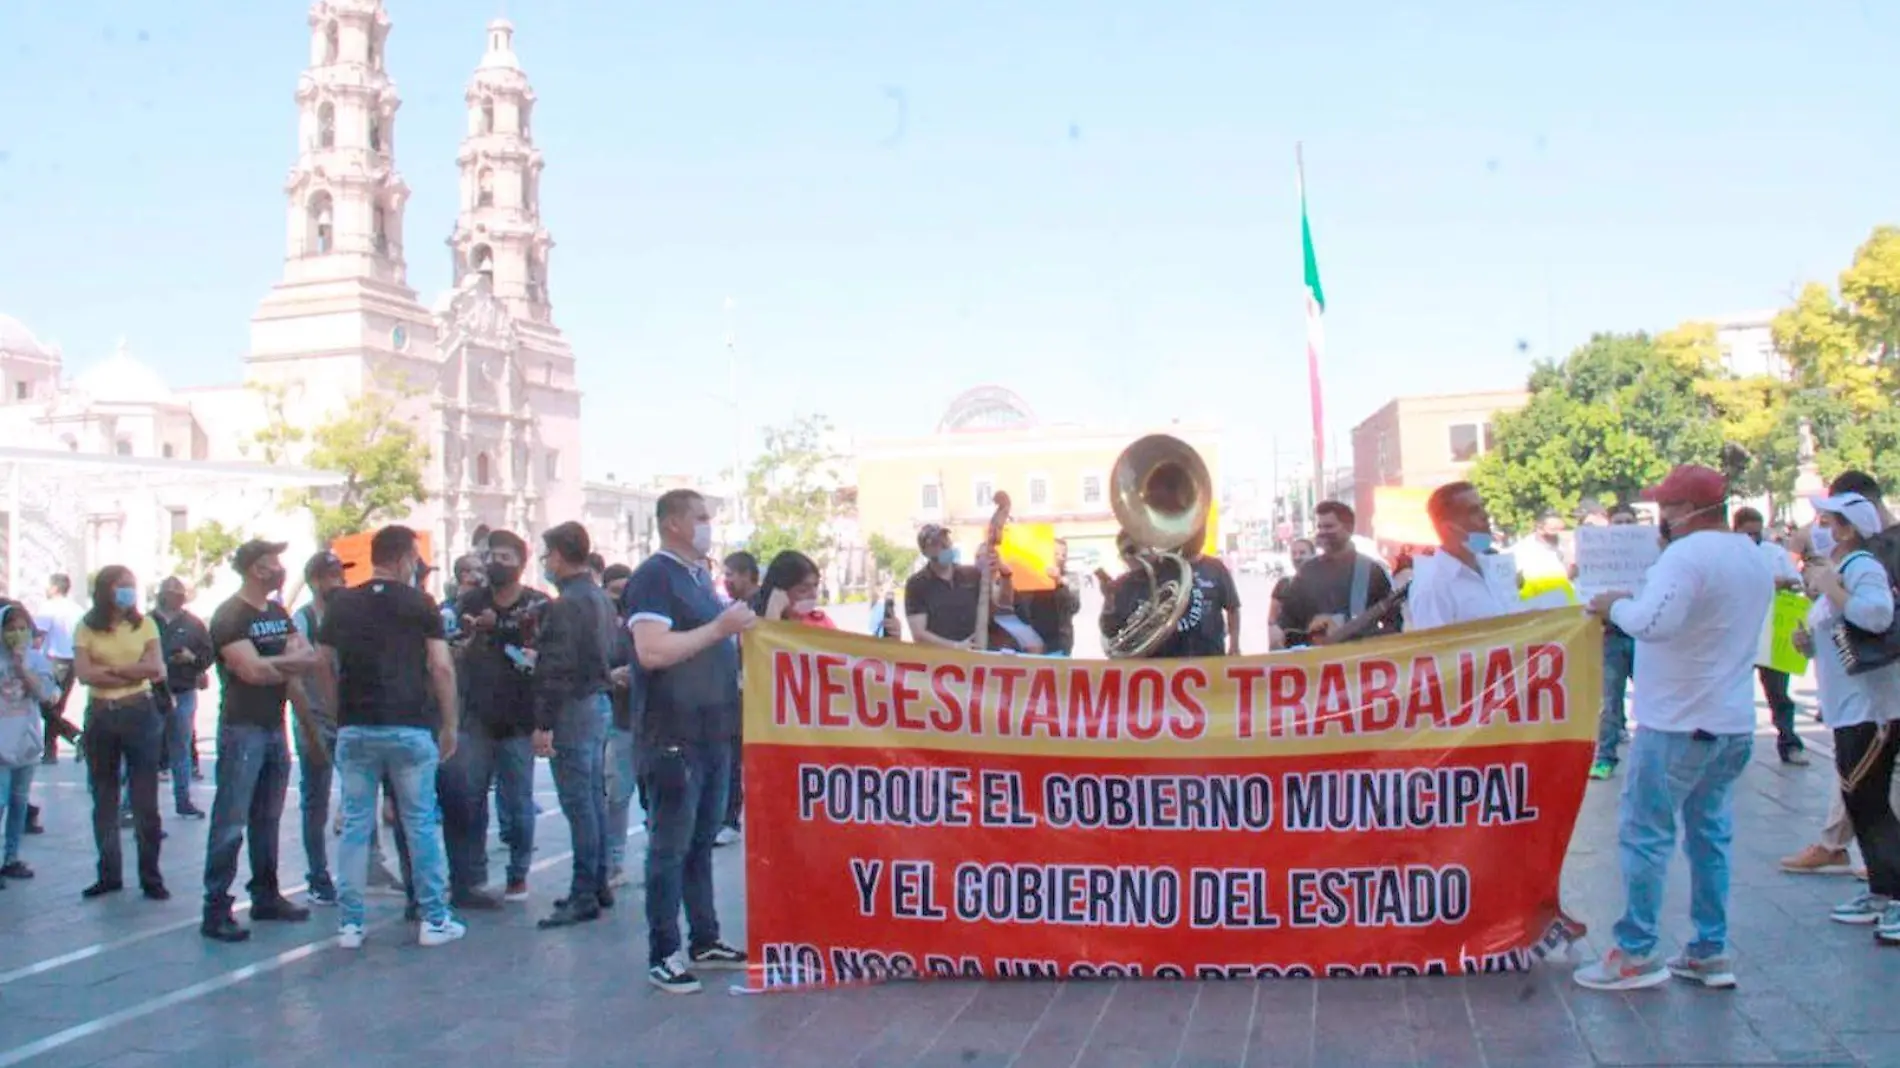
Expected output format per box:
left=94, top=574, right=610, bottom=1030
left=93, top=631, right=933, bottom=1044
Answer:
left=1576, top=464, right=1773, bottom=993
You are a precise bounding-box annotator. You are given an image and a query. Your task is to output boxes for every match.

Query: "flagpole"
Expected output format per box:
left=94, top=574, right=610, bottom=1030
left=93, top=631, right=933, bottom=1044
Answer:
left=1297, top=143, right=1327, bottom=519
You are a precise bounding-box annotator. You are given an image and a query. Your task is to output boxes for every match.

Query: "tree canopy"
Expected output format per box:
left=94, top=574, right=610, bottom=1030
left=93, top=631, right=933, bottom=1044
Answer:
left=742, top=415, right=842, bottom=566
left=1472, top=224, right=1900, bottom=531
left=170, top=519, right=247, bottom=589
left=255, top=385, right=431, bottom=544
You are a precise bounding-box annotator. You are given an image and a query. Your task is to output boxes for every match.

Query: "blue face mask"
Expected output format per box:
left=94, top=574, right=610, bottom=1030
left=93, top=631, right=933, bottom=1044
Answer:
left=935, top=548, right=960, bottom=567
left=113, top=586, right=137, bottom=610
left=543, top=566, right=560, bottom=586
left=1465, top=532, right=1495, bottom=555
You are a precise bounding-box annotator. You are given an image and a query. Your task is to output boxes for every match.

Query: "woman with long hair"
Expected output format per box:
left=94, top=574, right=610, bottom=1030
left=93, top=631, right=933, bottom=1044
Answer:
left=73, top=565, right=169, bottom=900
left=0, top=599, right=58, bottom=886
left=754, top=551, right=837, bottom=629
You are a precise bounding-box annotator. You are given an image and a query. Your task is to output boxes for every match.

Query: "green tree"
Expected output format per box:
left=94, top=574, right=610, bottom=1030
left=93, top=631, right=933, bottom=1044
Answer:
left=867, top=532, right=918, bottom=585
left=742, top=415, right=841, bottom=565
left=1471, top=332, right=1725, bottom=534
left=170, top=519, right=247, bottom=588
left=1773, top=226, right=1900, bottom=417
left=258, top=388, right=432, bottom=543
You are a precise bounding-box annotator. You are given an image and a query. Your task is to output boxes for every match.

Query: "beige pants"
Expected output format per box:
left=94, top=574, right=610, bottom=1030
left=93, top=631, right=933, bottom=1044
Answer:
left=1820, top=758, right=1900, bottom=851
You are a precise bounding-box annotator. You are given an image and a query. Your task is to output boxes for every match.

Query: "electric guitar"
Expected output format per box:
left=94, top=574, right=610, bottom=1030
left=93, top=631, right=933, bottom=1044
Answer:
left=1307, top=571, right=1414, bottom=647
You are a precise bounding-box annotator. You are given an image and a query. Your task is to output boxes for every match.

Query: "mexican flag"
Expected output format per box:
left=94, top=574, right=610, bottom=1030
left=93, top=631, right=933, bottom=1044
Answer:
left=1300, top=152, right=1328, bottom=479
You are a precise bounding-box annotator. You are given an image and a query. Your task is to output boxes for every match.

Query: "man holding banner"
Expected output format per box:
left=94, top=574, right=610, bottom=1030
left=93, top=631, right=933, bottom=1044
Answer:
left=1578, top=465, right=1771, bottom=992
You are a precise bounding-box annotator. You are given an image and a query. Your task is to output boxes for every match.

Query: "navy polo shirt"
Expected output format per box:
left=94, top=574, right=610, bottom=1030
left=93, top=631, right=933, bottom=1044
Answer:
left=621, top=551, right=741, bottom=745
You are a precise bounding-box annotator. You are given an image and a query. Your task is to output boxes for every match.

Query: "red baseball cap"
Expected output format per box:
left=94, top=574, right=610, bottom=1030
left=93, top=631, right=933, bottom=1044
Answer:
left=1640, top=464, right=1727, bottom=507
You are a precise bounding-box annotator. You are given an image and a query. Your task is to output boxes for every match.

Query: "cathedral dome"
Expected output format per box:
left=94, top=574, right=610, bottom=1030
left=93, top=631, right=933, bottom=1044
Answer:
left=0, top=314, right=54, bottom=359
left=937, top=386, right=1037, bottom=433
left=72, top=340, right=174, bottom=404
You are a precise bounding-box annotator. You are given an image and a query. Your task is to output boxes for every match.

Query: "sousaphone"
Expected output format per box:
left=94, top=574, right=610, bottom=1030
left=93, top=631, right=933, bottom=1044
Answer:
left=1102, top=434, right=1213, bottom=659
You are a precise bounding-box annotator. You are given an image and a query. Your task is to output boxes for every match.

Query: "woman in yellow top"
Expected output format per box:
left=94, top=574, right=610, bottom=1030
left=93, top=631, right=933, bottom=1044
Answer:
left=73, top=564, right=168, bottom=900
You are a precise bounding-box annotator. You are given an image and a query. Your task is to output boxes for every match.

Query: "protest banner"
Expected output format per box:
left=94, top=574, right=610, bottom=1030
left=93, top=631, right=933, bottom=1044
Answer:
left=1757, top=589, right=1813, bottom=675
left=742, top=610, right=1600, bottom=989
left=1573, top=525, right=1662, bottom=600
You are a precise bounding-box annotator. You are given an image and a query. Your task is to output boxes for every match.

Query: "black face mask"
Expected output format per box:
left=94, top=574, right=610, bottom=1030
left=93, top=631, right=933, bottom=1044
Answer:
left=486, top=563, right=521, bottom=588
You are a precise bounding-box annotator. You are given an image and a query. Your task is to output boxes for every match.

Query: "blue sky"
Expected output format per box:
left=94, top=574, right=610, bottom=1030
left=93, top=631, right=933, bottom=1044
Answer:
left=1, top=0, right=1895, bottom=484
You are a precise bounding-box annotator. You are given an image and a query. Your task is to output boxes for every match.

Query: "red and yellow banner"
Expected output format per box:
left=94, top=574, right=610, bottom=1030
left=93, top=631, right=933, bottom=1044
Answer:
left=742, top=609, right=1601, bottom=989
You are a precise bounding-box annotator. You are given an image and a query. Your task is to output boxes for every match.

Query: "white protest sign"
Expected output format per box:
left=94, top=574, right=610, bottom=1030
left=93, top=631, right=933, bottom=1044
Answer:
left=1574, top=525, right=1663, bottom=600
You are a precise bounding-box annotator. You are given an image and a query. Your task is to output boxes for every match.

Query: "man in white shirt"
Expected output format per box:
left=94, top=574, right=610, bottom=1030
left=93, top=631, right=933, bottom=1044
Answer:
left=36, top=572, right=84, bottom=765
left=1575, top=464, right=1773, bottom=993
left=1733, top=506, right=1809, bottom=765
left=1407, top=481, right=1520, bottom=631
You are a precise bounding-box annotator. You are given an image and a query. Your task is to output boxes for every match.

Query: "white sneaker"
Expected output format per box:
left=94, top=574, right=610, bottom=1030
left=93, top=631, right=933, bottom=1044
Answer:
left=714, top=826, right=741, bottom=847
left=337, top=924, right=366, bottom=950
left=419, top=916, right=467, bottom=947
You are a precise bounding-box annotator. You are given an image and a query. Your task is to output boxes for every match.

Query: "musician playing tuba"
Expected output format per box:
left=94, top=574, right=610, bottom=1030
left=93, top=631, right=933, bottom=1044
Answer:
left=1097, top=435, right=1242, bottom=658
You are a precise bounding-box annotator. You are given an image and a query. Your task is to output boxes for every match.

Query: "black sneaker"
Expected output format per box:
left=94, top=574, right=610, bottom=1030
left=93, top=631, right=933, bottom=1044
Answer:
left=252, top=897, right=311, bottom=922
left=596, top=886, right=615, bottom=910
left=689, top=940, right=748, bottom=971
left=452, top=889, right=504, bottom=911
left=0, top=860, right=33, bottom=880
left=537, top=900, right=602, bottom=928
left=25, top=804, right=42, bottom=835
left=201, top=914, right=251, bottom=943
left=142, top=883, right=171, bottom=901
left=647, top=958, right=703, bottom=994
left=81, top=879, right=124, bottom=899
left=403, top=903, right=421, bottom=922
left=307, top=879, right=338, bottom=907
left=176, top=804, right=207, bottom=820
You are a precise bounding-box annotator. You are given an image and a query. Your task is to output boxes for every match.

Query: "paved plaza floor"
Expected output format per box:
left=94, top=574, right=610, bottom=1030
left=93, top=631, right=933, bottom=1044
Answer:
left=3, top=684, right=1900, bottom=1067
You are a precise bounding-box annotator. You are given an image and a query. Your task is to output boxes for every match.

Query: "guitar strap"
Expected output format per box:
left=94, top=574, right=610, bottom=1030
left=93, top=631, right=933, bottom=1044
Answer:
left=1348, top=554, right=1372, bottom=619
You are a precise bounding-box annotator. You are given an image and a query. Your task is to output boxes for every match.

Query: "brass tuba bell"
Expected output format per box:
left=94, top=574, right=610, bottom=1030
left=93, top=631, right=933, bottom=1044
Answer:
left=1102, top=434, right=1213, bottom=659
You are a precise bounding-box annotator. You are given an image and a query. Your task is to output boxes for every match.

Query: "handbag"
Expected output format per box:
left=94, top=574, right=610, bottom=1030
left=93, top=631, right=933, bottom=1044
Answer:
left=1831, top=551, right=1900, bottom=676
left=0, top=713, right=44, bottom=767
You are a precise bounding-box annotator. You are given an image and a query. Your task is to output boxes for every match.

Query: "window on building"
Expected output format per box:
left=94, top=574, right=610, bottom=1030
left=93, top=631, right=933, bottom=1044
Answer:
left=545, top=450, right=560, bottom=482
left=527, top=256, right=545, bottom=303
left=372, top=206, right=389, bottom=256
left=1082, top=474, right=1103, bottom=506
left=477, top=167, right=494, bottom=208
left=323, top=20, right=339, bottom=63
left=520, top=101, right=533, bottom=138
left=1483, top=423, right=1496, bottom=453
left=369, top=115, right=383, bottom=152
left=1029, top=476, right=1048, bottom=507
left=1449, top=423, right=1481, bottom=463
left=308, top=191, right=334, bottom=255
left=475, top=452, right=492, bottom=486
left=115, top=439, right=132, bottom=457
left=162, top=444, right=175, bottom=459
left=168, top=507, right=187, bottom=537
left=317, top=102, right=335, bottom=149
left=12, top=380, right=26, bottom=402
left=481, top=100, right=495, bottom=135
left=521, top=172, right=534, bottom=210
left=920, top=483, right=940, bottom=511
left=974, top=479, right=994, bottom=509
left=470, top=244, right=493, bottom=282
left=367, top=33, right=381, bottom=70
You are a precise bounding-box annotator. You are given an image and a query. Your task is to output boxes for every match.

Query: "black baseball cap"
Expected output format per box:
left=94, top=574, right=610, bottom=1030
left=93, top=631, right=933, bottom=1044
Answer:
left=303, top=551, right=354, bottom=581
left=232, top=539, right=290, bottom=573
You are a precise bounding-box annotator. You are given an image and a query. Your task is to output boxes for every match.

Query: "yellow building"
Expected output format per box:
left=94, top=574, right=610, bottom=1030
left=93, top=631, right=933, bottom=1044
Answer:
left=853, top=386, right=1222, bottom=572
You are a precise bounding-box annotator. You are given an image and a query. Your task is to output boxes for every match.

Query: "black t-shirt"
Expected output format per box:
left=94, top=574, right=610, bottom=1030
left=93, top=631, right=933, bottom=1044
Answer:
left=903, top=565, right=983, bottom=643
left=1103, top=556, right=1239, bottom=658
left=319, top=579, right=446, bottom=730
left=1277, top=550, right=1395, bottom=646
left=209, top=597, right=295, bottom=728
left=454, top=585, right=550, bottom=737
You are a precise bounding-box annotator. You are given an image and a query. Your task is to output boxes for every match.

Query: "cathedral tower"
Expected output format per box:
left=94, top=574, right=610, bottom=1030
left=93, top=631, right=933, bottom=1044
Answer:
left=448, top=20, right=554, bottom=322
left=247, top=0, right=437, bottom=405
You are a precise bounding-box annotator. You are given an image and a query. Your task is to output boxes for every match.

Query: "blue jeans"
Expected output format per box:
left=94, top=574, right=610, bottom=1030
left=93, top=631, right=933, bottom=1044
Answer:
left=202, top=722, right=292, bottom=908
left=1613, top=727, right=1754, bottom=959
left=550, top=694, right=609, bottom=899
left=162, top=690, right=198, bottom=810
left=439, top=729, right=536, bottom=889
left=0, top=762, right=34, bottom=863
left=606, top=728, right=642, bottom=868
left=644, top=739, right=732, bottom=965
left=335, top=726, right=449, bottom=927
left=295, top=721, right=337, bottom=889
left=1596, top=628, right=1636, bottom=766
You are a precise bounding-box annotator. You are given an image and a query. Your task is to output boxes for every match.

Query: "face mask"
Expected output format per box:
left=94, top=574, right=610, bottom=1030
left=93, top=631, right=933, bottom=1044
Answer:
left=3, top=630, right=27, bottom=651
left=791, top=598, right=819, bottom=616
left=1465, top=532, right=1495, bottom=555
left=935, top=548, right=960, bottom=567
left=543, top=566, right=560, bottom=586
left=113, top=587, right=137, bottom=610
left=1810, top=521, right=1837, bottom=557
left=486, top=563, right=521, bottom=588
left=1659, top=503, right=1722, bottom=544
left=691, top=522, right=714, bottom=556
left=1747, top=531, right=1763, bottom=545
